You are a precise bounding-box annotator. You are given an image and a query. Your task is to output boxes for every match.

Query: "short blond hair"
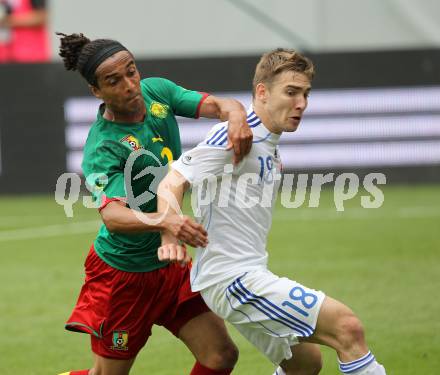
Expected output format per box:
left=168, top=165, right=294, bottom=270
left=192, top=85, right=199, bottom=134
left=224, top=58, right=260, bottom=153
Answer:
left=252, top=48, right=314, bottom=97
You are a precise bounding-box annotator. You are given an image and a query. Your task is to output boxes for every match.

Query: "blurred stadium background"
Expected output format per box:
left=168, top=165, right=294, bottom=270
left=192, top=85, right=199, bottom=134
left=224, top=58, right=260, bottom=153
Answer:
left=0, top=0, right=439, bottom=374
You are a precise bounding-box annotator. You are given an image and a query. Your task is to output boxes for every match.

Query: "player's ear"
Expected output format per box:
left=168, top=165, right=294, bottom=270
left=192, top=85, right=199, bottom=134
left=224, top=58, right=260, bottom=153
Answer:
left=90, top=84, right=102, bottom=100
left=255, top=83, right=267, bottom=103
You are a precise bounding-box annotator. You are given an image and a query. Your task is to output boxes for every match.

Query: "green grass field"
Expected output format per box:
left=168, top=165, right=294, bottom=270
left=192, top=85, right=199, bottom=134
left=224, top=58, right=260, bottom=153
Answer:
left=1, top=185, right=439, bottom=374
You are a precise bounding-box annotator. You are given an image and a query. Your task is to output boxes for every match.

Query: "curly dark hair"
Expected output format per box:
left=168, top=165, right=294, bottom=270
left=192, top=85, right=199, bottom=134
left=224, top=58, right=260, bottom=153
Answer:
left=56, top=32, right=121, bottom=87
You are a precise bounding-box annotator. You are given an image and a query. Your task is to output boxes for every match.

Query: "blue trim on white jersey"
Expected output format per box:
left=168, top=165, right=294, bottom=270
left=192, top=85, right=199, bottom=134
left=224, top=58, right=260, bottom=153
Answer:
left=208, top=128, right=228, bottom=145
left=247, top=112, right=257, bottom=121
left=206, top=126, right=226, bottom=145
left=216, top=134, right=228, bottom=145
left=206, top=110, right=266, bottom=148
left=248, top=119, right=261, bottom=127
left=247, top=111, right=275, bottom=143
left=247, top=111, right=261, bottom=128
left=249, top=120, right=262, bottom=128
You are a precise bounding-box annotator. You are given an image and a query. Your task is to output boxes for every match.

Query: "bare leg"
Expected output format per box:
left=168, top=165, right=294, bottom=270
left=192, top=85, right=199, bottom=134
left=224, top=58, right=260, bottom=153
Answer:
left=278, top=343, right=322, bottom=375
left=88, top=355, right=135, bottom=375
left=178, top=311, right=239, bottom=370
left=301, top=296, right=368, bottom=362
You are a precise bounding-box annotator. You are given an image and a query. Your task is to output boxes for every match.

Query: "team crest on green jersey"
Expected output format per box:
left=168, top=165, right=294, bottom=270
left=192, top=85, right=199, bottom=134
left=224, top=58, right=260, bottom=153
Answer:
left=150, top=101, right=169, bottom=119
left=120, top=135, right=143, bottom=151
left=111, top=331, right=129, bottom=351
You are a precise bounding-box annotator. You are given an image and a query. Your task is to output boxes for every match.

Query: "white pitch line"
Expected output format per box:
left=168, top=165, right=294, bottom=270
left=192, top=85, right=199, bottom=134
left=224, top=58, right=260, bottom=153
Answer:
left=0, top=215, right=58, bottom=225
left=398, top=206, right=440, bottom=217
left=0, top=214, right=97, bottom=226
left=0, top=220, right=101, bottom=242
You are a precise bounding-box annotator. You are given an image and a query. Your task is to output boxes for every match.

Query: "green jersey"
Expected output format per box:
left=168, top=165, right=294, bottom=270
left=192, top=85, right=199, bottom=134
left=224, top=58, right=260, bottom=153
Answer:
left=82, top=77, right=206, bottom=272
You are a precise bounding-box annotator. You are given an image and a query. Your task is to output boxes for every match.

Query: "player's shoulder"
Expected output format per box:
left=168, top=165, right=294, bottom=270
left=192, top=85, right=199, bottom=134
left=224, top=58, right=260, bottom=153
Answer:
left=202, top=121, right=229, bottom=148
left=141, top=77, right=179, bottom=105
left=141, top=77, right=176, bottom=92
left=141, top=76, right=164, bottom=85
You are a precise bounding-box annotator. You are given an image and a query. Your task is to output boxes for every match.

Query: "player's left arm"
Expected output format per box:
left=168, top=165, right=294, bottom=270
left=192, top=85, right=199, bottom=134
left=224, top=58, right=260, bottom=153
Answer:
left=199, top=95, right=252, bottom=165
left=153, top=78, right=252, bottom=163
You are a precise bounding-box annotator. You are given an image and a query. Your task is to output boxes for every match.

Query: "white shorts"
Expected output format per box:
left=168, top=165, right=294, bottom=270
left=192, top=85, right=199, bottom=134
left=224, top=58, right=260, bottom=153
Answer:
left=200, top=269, right=325, bottom=365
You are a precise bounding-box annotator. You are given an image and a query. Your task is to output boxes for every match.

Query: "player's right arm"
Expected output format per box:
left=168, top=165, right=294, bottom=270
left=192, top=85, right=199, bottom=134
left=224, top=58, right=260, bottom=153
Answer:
left=100, top=200, right=207, bottom=249
left=84, top=140, right=207, bottom=248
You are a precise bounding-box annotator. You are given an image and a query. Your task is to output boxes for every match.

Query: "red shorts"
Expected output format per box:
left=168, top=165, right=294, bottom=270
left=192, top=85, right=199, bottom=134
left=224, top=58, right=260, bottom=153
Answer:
left=66, top=246, right=210, bottom=359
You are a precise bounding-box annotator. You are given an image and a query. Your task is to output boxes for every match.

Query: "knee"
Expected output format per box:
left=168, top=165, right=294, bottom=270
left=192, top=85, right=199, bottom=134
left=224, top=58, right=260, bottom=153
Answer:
left=218, top=342, right=239, bottom=368
left=294, top=351, right=322, bottom=375
left=283, top=347, right=322, bottom=375
left=309, top=350, right=323, bottom=375
left=298, top=361, right=322, bottom=375
left=335, top=313, right=365, bottom=351
left=205, top=342, right=239, bottom=369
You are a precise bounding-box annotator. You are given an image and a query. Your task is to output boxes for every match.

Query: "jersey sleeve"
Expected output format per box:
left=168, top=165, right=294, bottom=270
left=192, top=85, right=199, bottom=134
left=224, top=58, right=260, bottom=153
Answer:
left=143, top=77, right=209, bottom=118
left=171, top=122, right=233, bottom=185
left=82, top=141, right=128, bottom=210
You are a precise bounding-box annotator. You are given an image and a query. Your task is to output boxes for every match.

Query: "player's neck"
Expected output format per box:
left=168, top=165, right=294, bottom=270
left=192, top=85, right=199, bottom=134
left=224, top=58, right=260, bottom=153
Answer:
left=252, top=101, right=282, bottom=135
left=103, top=105, right=146, bottom=124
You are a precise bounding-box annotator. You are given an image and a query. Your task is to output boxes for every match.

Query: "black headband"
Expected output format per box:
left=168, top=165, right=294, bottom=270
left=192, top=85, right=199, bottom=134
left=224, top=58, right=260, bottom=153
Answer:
left=82, top=42, right=128, bottom=85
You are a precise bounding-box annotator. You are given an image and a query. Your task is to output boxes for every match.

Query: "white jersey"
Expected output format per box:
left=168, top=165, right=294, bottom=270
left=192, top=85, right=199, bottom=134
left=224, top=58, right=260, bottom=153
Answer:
left=172, top=107, right=282, bottom=291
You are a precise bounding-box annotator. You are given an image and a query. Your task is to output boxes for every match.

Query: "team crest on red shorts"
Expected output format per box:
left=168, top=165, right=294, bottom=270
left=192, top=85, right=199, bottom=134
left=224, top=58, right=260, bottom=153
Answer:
left=111, top=330, right=129, bottom=351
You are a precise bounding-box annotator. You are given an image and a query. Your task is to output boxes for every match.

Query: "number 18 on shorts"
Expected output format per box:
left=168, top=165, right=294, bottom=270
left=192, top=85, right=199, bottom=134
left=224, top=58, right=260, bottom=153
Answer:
left=201, top=269, right=326, bottom=364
